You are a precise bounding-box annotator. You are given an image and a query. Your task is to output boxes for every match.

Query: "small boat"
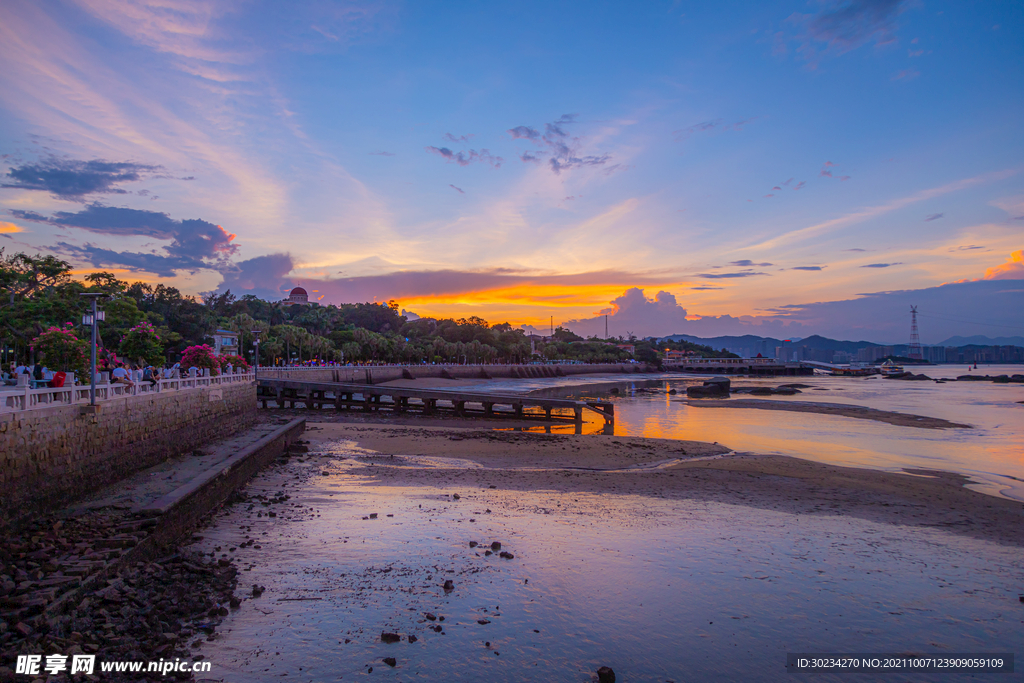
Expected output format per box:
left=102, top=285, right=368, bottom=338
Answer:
left=879, top=360, right=904, bottom=376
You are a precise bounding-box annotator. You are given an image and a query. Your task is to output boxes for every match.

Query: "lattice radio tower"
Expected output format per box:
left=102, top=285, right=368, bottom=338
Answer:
left=908, top=305, right=922, bottom=360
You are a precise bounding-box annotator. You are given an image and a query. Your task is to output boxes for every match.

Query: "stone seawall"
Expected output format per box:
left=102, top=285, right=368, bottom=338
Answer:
left=0, top=382, right=256, bottom=520
left=258, top=362, right=656, bottom=384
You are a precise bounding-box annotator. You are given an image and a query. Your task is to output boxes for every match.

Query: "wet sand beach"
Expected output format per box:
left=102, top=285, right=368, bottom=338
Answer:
left=682, top=398, right=974, bottom=430
left=191, top=418, right=1024, bottom=682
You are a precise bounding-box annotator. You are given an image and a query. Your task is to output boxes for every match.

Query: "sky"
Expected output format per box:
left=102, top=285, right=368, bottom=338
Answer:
left=1, top=0, right=1022, bottom=344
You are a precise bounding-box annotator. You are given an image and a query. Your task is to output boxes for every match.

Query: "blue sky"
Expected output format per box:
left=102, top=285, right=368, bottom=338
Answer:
left=1, top=0, right=1022, bottom=343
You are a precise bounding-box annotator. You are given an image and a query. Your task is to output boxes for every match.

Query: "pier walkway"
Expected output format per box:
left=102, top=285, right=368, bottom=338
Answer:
left=257, top=378, right=614, bottom=428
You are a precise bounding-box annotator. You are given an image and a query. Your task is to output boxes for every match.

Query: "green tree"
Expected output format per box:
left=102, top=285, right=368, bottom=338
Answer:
left=120, top=321, right=165, bottom=366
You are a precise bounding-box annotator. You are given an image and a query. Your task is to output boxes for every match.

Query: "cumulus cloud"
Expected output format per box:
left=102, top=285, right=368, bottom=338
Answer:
left=218, top=253, right=296, bottom=300
left=983, top=250, right=1024, bottom=280
left=425, top=146, right=503, bottom=168
left=508, top=114, right=611, bottom=174
left=563, top=288, right=692, bottom=338
left=17, top=203, right=237, bottom=274
left=2, top=157, right=160, bottom=199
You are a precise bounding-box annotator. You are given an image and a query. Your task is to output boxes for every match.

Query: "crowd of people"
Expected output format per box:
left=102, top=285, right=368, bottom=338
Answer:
left=2, top=361, right=250, bottom=389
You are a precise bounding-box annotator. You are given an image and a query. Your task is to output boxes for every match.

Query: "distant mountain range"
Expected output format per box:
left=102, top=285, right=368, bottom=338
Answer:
left=661, top=333, right=1024, bottom=349
left=661, top=333, right=882, bottom=353
left=936, top=335, right=1024, bottom=347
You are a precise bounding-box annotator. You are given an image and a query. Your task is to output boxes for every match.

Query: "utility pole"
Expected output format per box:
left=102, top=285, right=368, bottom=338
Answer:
left=79, top=293, right=106, bottom=406
left=252, top=329, right=261, bottom=381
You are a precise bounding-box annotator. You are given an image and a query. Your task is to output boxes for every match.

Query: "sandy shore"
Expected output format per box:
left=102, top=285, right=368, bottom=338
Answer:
left=682, top=398, right=973, bottom=429
left=306, top=421, right=1024, bottom=548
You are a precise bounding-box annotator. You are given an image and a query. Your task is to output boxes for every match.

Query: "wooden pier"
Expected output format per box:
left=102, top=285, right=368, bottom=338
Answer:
left=257, top=379, right=614, bottom=428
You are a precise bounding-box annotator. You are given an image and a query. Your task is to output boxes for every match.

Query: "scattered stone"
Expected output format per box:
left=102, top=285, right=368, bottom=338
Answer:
left=597, top=665, right=616, bottom=683
left=369, top=513, right=378, bottom=519
left=488, top=485, right=497, bottom=489
left=478, top=619, right=490, bottom=625
left=321, top=471, right=330, bottom=476
left=252, top=584, right=265, bottom=597
left=432, top=625, right=443, bottom=632
left=469, top=541, right=478, bottom=548
left=485, top=550, right=492, bottom=556
left=452, top=493, right=461, bottom=500
left=383, top=657, right=397, bottom=667
left=687, top=377, right=730, bottom=398
left=381, top=632, right=401, bottom=643
left=443, top=579, right=454, bottom=590
left=407, top=635, right=417, bottom=643
left=425, top=613, right=437, bottom=621
left=499, top=551, right=515, bottom=559
left=490, top=541, right=502, bottom=550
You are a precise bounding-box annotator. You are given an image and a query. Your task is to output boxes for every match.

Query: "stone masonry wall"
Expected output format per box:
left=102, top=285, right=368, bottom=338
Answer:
left=0, top=382, right=256, bottom=521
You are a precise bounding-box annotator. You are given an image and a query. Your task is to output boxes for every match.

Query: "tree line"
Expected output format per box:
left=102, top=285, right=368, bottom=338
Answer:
left=1, top=250, right=729, bottom=369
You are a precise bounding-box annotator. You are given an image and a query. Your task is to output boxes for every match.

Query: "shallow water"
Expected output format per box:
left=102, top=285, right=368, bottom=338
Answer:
left=453, top=366, right=1024, bottom=501
left=195, top=451, right=1024, bottom=682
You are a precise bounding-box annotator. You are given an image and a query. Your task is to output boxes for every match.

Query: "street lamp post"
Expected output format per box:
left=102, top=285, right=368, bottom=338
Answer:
left=251, top=329, right=261, bottom=382
left=79, top=293, right=106, bottom=406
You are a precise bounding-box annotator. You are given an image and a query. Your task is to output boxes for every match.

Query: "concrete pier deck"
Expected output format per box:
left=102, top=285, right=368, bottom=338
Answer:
left=257, top=379, right=615, bottom=427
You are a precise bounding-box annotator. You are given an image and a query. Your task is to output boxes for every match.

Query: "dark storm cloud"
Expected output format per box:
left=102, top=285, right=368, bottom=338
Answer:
left=218, top=253, right=296, bottom=300
left=2, top=157, right=160, bottom=199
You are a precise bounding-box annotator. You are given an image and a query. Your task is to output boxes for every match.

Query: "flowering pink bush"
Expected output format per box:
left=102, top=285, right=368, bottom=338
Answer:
left=120, top=321, right=164, bottom=366
left=31, top=324, right=88, bottom=376
left=217, top=354, right=250, bottom=371
left=181, top=344, right=219, bottom=374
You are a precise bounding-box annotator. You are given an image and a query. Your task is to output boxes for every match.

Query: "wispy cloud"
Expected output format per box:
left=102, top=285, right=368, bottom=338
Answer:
left=442, top=133, right=474, bottom=144
left=791, top=265, right=826, bottom=271
left=819, top=160, right=851, bottom=181
left=449, top=184, right=464, bottom=194
left=673, top=117, right=759, bottom=142
left=729, top=260, right=773, bottom=267
left=785, top=0, right=910, bottom=65
left=861, top=262, right=901, bottom=268
left=369, top=151, right=395, bottom=156
left=507, top=114, right=612, bottom=174
left=16, top=203, right=237, bottom=274
left=425, top=146, right=503, bottom=168
left=924, top=212, right=943, bottom=221
left=747, top=168, right=1018, bottom=251
left=2, top=157, right=160, bottom=199
left=696, top=271, right=770, bottom=279
left=891, top=68, right=919, bottom=81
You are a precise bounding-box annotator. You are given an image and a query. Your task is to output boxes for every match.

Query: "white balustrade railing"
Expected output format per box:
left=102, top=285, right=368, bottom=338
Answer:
left=0, top=371, right=255, bottom=414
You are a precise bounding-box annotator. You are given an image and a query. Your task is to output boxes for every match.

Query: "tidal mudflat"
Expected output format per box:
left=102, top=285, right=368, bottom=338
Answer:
left=191, top=425, right=1024, bottom=682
